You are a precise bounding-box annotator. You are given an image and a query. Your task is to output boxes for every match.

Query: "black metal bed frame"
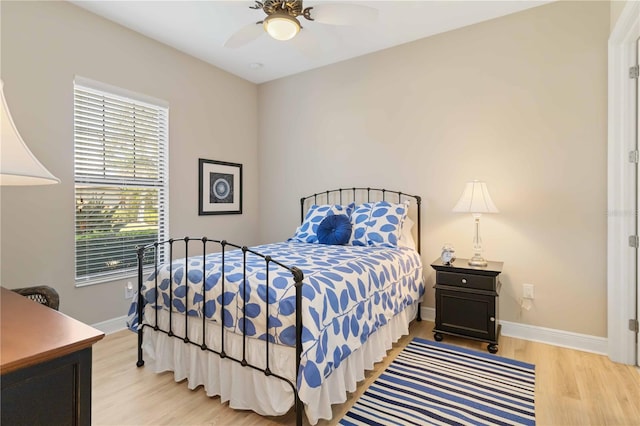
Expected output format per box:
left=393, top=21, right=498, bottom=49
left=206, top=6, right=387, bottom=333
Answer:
left=135, top=187, right=421, bottom=426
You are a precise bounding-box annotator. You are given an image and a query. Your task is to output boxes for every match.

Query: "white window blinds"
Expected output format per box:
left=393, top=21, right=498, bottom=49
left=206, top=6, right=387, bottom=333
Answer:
left=74, top=80, right=169, bottom=285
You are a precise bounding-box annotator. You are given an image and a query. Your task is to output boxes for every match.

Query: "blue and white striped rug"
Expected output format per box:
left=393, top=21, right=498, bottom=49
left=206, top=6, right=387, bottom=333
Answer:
left=339, top=337, right=536, bottom=425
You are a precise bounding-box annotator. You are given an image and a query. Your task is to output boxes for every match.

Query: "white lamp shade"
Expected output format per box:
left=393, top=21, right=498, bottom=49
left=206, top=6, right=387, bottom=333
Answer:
left=264, top=13, right=300, bottom=41
left=452, top=180, right=498, bottom=214
left=0, top=81, right=60, bottom=185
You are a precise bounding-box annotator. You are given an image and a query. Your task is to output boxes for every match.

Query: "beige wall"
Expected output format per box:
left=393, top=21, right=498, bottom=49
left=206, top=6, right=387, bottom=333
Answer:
left=0, top=1, right=259, bottom=324
left=258, top=1, right=609, bottom=337
left=0, top=0, right=611, bottom=338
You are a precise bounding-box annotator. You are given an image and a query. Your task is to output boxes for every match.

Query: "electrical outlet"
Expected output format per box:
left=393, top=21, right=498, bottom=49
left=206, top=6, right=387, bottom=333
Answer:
left=125, top=281, right=135, bottom=300
left=523, top=283, right=534, bottom=299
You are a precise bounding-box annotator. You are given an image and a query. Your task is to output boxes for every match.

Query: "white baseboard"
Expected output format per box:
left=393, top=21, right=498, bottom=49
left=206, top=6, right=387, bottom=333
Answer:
left=421, top=306, right=436, bottom=322
left=94, top=308, right=609, bottom=354
left=92, top=315, right=128, bottom=335
left=420, top=306, right=607, bottom=355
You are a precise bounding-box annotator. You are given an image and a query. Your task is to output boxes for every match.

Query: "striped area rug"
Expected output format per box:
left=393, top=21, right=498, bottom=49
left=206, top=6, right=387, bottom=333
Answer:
left=339, top=337, right=536, bottom=426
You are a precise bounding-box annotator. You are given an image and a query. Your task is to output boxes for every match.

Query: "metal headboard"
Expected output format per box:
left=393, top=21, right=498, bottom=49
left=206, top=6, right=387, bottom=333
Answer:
left=300, top=187, right=422, bottom=254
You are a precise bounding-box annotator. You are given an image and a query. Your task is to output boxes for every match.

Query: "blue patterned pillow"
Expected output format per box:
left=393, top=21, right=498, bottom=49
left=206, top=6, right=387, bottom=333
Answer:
left=350, top=200, right=409, bottom=247
left=317, top=214, right=352, bottom=245
left=291, top=203, right=355, bottom=243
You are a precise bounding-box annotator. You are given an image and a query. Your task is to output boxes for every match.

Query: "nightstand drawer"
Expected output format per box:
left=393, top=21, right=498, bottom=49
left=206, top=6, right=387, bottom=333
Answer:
left=437, top=271, right=496, bottom=291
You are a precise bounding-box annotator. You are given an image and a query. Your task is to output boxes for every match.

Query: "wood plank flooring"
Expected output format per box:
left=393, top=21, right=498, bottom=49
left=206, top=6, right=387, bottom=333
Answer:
left=92, top=321, right=640, bottom=425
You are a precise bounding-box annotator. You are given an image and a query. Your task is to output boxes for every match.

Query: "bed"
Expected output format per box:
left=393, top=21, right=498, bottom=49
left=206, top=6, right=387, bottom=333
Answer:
left=127, top=187, right=425, bottom=425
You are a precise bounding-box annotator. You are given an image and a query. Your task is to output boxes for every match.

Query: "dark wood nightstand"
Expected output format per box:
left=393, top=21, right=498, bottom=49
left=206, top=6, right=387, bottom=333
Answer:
left=430, top=258, right=503, bottom=353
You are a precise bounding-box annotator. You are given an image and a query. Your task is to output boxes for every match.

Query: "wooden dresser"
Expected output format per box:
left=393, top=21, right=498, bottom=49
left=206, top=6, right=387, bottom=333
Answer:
left=1, top=287, right=104, bottom=425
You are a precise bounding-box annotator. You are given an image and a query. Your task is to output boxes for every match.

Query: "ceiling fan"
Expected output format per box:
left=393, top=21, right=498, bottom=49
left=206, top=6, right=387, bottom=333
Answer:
left=224, top=0, right=378, bottom=48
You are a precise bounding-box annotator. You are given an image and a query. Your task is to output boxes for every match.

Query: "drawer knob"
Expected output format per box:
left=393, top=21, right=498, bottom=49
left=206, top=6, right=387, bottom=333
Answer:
left=461, top=278, right=467, bottom=284
left=490, top=317, right=495, bottom=322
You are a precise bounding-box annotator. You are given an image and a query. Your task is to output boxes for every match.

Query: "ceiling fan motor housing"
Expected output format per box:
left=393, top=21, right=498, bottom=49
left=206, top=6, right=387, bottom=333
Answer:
left=252, top=0, right=314, bottom=21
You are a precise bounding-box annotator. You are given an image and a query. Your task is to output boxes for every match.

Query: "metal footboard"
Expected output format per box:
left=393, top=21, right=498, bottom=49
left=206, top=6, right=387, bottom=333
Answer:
left=136, top=237, right=305, bottom=425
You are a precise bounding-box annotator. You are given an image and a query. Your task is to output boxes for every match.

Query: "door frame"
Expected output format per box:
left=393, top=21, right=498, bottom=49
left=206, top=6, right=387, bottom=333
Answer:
left=608, top=0, right=640, bottom=365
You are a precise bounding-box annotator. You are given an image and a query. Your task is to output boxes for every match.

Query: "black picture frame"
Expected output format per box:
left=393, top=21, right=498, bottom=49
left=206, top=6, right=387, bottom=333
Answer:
left=198, top=159, right=242, bottom=215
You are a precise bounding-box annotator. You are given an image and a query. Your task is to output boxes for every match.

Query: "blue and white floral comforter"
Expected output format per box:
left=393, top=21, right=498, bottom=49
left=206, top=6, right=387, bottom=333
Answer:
left=127, top=241, right=424, bottom=397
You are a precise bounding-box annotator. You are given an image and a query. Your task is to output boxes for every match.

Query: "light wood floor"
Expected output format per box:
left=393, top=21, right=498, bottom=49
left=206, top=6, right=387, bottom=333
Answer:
left=92, top=321, right=640, bottom=425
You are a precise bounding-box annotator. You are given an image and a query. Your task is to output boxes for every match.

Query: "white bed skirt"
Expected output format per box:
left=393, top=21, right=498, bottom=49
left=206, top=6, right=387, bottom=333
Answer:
left=140, top=302, right=418, bottom=424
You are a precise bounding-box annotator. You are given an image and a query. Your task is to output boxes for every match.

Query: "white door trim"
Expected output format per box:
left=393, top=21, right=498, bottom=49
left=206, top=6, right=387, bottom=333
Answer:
left=608, top=0, right=640, bottom=365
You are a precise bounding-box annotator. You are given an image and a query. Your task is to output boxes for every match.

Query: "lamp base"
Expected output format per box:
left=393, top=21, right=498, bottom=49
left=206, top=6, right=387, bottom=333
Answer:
left=468, top=256, right=488, bottom=267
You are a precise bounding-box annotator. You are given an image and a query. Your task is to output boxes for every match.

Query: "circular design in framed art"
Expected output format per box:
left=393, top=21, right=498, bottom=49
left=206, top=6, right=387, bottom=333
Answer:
left=212, top=178, right=231, bottom=200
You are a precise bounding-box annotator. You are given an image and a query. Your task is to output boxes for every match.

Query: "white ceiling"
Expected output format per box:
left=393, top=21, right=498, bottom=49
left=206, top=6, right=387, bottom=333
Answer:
left=70, top=1, right=551, bottom=84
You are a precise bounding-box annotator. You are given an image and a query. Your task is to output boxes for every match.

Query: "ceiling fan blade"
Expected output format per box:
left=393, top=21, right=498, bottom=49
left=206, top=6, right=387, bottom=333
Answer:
left=309, top=3, right=378, bottom=26
left=224, top=22, right=264, bottom=48
left=290, top=30, right=324, bottom=61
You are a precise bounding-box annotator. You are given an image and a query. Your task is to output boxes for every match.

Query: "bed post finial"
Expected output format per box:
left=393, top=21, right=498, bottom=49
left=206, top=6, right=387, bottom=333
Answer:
left=291, top=266, right=304, bottom=284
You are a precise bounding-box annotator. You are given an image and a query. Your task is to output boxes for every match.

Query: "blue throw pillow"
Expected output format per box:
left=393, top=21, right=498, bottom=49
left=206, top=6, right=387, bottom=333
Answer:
left=290, top=203, right=355, bottom=243
left=317, top=214, right=352, bottom=245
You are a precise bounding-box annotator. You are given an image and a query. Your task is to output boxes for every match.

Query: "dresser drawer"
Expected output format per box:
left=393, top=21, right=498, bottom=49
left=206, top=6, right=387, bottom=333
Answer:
left=436, top=271, right=496, bottom=291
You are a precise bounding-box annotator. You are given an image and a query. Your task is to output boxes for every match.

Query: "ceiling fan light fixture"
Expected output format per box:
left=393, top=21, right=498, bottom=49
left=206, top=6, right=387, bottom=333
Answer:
left=263, top=12, right=300, bottom=41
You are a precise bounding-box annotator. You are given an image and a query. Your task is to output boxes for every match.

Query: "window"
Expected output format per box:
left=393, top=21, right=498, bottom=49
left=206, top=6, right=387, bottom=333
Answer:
left=74, top=78, right=168, bottom=285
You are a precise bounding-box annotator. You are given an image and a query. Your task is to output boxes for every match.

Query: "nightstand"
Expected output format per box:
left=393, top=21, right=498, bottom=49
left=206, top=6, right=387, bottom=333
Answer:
left=430, top=258, right=503, bottom=353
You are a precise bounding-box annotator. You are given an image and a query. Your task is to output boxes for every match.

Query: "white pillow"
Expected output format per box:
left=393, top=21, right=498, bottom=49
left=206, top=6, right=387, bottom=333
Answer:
left=397, top=217, right=417, bottom=250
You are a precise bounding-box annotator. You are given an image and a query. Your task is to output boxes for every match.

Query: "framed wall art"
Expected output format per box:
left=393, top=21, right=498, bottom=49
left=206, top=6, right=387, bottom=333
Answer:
left=198, top=158, right=242, bottom=215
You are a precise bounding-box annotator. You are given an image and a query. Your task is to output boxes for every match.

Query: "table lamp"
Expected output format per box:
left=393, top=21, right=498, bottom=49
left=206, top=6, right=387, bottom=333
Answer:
left=452, top=180, right=498, bottom=266
left=1, top=80, right=60, bottom=185
left=1, top=80, right=61, bottom=310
